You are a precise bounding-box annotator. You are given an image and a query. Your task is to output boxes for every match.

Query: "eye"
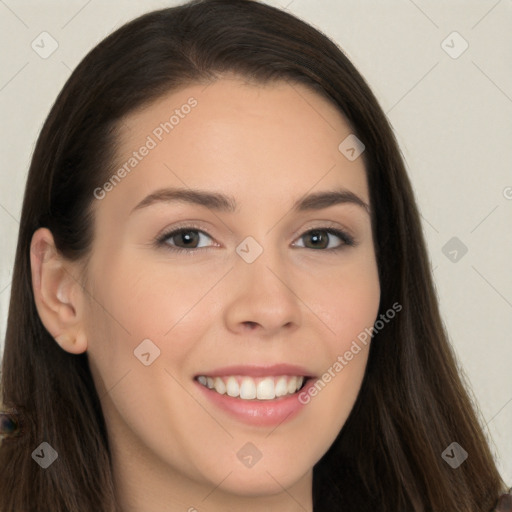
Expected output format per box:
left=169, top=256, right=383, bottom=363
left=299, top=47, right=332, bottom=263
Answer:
left=293, top=228, right=355, bottom=251
left=157, top=227, right=215, bottom=252
left=155, top=225, right=355, bottom=254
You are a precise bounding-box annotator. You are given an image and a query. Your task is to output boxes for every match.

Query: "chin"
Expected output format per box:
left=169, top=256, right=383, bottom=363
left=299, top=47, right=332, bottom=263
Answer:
left=199, top=463, right=310, bottom=498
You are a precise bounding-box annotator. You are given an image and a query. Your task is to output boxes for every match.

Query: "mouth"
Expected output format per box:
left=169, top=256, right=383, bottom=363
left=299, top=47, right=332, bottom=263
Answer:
left=195, top=374, right=310, bottom=401
left=193, top=364, right=316, bottom=427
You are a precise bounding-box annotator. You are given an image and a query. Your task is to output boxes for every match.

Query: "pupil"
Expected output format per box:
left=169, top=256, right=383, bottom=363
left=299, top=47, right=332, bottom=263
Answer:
left=181, top=231, right=198, bottom=247
left=309, top=230, right=326, bottom=248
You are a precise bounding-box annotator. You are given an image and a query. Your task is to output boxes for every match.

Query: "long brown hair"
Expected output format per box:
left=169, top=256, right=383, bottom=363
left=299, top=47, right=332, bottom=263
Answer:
left=0, top=1, right=508, bottom=510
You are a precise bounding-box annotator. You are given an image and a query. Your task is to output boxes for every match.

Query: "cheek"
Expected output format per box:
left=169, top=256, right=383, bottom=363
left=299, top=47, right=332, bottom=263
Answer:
left=82, top=251, right=214, bottom=408
left=296, top=281, right=379, bottom=459
left=309, top=252, right=381, bottom=348
left=299, top=251, right=380, bottom=414
left=81, top=243, right=190, bottom=367
left=90, top=251, right=221, bottom=337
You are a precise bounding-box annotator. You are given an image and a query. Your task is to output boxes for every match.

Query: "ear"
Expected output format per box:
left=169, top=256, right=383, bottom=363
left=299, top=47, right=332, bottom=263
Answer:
left=30, top=227, right=88, bottom=354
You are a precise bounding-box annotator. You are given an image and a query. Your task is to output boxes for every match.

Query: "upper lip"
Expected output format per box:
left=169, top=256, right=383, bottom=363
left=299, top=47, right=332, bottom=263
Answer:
left=194, top=364, right=315, bottom=378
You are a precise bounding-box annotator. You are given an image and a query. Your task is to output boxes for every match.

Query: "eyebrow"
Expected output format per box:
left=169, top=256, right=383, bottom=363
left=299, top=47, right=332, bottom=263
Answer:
left=130, top=187, right=370, bottom=215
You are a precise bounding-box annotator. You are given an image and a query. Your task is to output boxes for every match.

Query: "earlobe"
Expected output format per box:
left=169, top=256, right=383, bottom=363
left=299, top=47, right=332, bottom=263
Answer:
left=54, top=331, right=88, bottom=355
left=30, top=227, right=88, bottom=355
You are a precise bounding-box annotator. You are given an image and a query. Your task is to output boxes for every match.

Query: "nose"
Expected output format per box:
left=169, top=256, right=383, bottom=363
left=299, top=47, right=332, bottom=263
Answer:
left=222, top=242, right=302, bottom=338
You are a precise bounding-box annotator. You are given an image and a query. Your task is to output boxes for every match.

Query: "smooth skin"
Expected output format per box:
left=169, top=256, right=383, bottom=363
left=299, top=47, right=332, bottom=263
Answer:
left=30, top=75, right=381, bottom=512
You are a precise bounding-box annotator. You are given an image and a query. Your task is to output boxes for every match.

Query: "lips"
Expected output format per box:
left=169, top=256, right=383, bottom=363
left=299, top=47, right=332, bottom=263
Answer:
left=193, top=364, right=316, bottom=426
left=196, top=363, right=315, bottom=379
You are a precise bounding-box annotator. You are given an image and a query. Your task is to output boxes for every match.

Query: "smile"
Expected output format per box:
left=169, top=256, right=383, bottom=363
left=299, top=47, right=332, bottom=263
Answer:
left=193, top=364, right=316, bottom=426
left=196, top=375, right=307, bottom=400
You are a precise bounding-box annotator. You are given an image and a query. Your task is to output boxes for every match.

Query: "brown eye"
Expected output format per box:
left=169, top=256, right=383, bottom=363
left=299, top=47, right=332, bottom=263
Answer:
left=296, top=228, right=355, bottom=250
left=157, top=228, right=215, bottom=253
left=303, top=230, right=330, bottom=249
left=168, top=229, right=201, bottom=248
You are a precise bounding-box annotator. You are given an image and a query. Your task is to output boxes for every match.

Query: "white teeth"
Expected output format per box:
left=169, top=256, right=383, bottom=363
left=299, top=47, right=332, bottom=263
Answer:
left=240, top=378, right=257, bottom=399
left=213, top=377, right=226, bottom=394
left=197, top=375, right=307, bottom=400
left=274, top=376, right=288, bottom=397
left=226, top=376, right=239, bottom=397
left=287, top=376, right=298, bottom=394
left=256, top=377, right=275, bottom=400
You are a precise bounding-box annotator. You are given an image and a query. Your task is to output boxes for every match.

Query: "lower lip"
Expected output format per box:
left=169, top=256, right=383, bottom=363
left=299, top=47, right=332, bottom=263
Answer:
left=195, top=378, right=315, bottom=427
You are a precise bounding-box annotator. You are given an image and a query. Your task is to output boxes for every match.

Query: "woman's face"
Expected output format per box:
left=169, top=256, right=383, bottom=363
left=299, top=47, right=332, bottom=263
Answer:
left=80, top=77, right=380, bottom=505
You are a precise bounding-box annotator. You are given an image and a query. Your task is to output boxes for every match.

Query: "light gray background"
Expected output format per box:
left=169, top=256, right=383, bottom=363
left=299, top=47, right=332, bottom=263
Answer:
left=0, top=0, right=511, bottom=484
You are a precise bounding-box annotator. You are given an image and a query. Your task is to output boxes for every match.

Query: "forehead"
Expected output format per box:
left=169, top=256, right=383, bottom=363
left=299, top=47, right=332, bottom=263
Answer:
left=100, top=76, right=369, bottom=217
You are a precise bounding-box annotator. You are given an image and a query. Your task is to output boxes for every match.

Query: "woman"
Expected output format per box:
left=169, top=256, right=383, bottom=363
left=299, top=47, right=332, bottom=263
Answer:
left=0, top=0, right=510, bottom=510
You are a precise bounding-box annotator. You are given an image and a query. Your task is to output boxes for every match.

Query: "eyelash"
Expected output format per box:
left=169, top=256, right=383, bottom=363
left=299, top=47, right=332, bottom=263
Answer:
left=154, top=223, right=356, bottom=255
